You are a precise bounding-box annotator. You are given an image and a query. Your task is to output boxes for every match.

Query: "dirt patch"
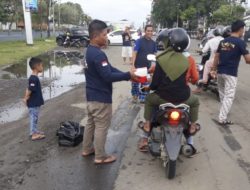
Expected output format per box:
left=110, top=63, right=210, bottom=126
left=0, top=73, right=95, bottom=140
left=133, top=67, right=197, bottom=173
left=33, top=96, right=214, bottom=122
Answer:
left=0, top=85, right=86, bottom=189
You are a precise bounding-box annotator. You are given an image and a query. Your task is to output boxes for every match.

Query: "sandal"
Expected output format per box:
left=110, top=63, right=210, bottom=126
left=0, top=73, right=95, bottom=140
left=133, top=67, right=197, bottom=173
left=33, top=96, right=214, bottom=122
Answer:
left=219, top=120, right=234, bottom=125
left=187, top=144, right=199, bottom=158
left=138, top=137, right=149, bottom=152
left=94, top=155, right=116, bottom=165
left=189, top=123, right=201, bottom=136
left=82, top=149, right=95, bottom=157
left=137, top=121, right=150, bottom=134
left=31, top=133, right=45, bottom=141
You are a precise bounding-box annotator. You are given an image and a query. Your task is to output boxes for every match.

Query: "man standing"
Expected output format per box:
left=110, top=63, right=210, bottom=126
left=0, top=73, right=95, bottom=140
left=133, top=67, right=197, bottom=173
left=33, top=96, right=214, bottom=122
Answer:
left=131, top=24, right=157, bottom=103
left=82, top=20, right=137, bottom=164
left=122, top=26, right=133, bottom=64
left=212, top=20, right=250, bottom=125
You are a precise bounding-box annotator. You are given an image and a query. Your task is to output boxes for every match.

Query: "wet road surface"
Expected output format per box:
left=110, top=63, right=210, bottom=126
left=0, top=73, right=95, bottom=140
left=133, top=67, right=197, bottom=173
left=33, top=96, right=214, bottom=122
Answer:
left=0, top=50, right=85, bottom=124
left=1, top=44, right=250, bottom=190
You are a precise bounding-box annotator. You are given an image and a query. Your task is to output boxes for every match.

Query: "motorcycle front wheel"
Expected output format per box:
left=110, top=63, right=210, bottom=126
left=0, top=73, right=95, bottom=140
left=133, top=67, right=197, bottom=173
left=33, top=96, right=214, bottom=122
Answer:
left=165, top=160, right=176, bottom=179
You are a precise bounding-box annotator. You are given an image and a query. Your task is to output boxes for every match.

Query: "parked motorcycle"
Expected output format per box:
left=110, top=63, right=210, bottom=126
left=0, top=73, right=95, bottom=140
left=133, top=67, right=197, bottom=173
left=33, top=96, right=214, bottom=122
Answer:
left=63, top=35, right=82, bottom=48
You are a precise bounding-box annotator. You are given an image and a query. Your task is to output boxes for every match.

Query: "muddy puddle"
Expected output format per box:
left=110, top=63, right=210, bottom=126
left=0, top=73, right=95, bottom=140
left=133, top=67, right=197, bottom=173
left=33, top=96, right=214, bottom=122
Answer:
left=0, top=50, right=85, bottom=124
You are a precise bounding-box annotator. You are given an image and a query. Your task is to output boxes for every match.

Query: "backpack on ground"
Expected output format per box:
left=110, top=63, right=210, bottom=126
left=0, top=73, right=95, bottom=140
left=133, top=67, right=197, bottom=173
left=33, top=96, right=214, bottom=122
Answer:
left=56, top=121, right=84, bottom=147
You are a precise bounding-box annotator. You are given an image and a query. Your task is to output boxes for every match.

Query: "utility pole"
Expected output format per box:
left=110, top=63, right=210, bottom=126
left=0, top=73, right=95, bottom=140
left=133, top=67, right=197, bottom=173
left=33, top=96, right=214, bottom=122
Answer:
left=176, top=1, right=180, bottom=28
left=21, top=0, right=34, bottom=45
left=58, top=0, right=61, bottom=29
left=47, top=0, right=51, bottom=38
left=52, top=0, right=55, bottom=36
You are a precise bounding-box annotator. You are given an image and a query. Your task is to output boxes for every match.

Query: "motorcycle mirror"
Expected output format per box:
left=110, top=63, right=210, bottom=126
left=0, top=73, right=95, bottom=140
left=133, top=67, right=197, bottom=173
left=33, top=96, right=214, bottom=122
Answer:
left=147, top=54, right=156, bottom=62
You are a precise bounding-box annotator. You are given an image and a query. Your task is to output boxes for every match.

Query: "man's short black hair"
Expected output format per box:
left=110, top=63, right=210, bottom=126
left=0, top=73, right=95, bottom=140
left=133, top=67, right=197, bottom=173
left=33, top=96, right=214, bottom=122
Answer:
left=144, top=24, right=153, bottom=31
left=29, top=57, right=42, bottom=70
left=88, top=19, right=107, bottom=39
left=231, top=20, right=245, bottom=33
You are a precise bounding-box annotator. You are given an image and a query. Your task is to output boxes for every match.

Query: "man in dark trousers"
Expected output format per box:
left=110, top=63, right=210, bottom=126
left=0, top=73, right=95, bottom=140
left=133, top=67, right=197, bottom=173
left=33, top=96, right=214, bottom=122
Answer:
left=82, top=19, right=137, bottom=164
left=131, top=24, right=157, bottom=103
left=212, top=20, right=250, bottom=125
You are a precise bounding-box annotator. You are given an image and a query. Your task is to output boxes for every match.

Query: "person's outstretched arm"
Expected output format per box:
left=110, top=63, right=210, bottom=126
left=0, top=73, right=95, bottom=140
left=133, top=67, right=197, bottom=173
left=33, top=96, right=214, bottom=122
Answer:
left=94, top=54, right=132, bottom=82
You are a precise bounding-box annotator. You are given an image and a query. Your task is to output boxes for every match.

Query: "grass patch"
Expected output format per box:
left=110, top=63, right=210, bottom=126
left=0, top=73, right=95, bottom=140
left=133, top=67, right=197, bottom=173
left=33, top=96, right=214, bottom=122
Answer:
left=0, top=38, right=56, bottom=67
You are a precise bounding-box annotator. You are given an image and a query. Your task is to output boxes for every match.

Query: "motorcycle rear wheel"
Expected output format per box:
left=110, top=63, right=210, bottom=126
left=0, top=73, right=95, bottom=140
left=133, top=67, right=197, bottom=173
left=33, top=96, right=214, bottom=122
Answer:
left=165, top=160, right=176, bottom=179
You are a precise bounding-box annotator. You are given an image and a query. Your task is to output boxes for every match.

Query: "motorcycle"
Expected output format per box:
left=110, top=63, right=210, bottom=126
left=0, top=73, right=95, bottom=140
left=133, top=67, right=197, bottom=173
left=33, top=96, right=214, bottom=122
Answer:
left=63, top=35, right=82, bottom=48
left=141, top=55, right=198, bottom=179
left=146, top=103, right=196, bottom=179
left=196, top=43, right=219, bottom=99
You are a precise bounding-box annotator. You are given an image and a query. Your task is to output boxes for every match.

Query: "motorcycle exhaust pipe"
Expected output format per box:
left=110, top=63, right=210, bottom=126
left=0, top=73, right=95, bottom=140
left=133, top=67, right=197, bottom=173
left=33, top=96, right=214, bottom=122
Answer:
left=181, top=144, right=194, bottom=157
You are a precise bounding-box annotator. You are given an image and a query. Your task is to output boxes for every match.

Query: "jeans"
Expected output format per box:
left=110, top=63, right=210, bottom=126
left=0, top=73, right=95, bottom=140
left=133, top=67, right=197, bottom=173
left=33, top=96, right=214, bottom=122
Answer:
left=131, top=82, right=150, bottom=102
left=28, top=107, right=40, bottom=136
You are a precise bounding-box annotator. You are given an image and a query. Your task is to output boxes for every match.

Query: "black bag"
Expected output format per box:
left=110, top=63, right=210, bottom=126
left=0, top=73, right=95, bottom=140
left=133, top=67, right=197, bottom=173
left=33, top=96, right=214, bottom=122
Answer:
left=56, top=121, right=84, bottom=147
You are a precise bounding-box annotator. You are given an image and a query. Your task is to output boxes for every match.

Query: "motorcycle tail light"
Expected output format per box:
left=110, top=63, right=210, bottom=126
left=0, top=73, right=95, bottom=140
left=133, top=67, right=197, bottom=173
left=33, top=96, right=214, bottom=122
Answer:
left=165, top=110, right=181, bottom=126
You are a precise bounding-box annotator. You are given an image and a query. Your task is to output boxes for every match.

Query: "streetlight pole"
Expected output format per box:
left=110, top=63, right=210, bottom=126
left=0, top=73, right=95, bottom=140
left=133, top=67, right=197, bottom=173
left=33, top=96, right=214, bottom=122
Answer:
left=176, top=1, right=180, bottom=28
left=58, top=0, right=61, bottom=29
left=52, top=0, right=55, bottom=36
left=47, top=0, right=51, bottom=38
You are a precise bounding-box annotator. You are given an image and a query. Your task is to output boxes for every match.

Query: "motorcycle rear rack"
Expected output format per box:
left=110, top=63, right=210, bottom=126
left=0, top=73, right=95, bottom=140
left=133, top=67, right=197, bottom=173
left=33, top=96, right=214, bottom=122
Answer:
left=159, top=103, right=190, bottom=112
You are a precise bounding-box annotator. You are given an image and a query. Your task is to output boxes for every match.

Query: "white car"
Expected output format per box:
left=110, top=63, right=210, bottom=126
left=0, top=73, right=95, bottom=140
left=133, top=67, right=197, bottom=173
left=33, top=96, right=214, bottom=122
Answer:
left=107, top=29, right=140, bottom=45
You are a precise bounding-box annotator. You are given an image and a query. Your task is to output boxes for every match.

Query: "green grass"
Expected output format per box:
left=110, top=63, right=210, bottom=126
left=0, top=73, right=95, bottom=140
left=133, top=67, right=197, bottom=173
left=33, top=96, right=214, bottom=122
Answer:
left=0, top=38, right=56, bottom=67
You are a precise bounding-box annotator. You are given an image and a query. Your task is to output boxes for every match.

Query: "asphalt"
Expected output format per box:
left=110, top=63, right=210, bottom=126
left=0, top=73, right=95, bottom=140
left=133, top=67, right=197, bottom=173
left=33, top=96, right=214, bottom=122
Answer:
left=1, top=42, right=250, bottom=190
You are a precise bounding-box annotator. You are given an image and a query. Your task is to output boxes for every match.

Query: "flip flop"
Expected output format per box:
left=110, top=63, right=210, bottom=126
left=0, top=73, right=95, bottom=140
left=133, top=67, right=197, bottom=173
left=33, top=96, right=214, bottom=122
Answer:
left=189, top=123, right=201, bottom=136
left=137, top=121, right=150, bottom=134
left=94, top=155, right=117, bottom=165
left=31, top=134, right=45, bottom=141
left=219, top=120, right=234, bottom=125
left=138, top=137, right=149, bottom=152
left=187, top=144, right=199, bottom=158
left=82, top=149, right=95, bottom=157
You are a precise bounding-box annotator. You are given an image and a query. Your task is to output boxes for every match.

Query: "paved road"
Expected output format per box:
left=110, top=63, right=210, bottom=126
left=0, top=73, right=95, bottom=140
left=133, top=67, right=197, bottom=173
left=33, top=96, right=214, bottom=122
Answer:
left=1, top=42, right=250, bottom=190
left=0, top=31, right=59, bottom=42
left=115, top=41, right=250, bottom=190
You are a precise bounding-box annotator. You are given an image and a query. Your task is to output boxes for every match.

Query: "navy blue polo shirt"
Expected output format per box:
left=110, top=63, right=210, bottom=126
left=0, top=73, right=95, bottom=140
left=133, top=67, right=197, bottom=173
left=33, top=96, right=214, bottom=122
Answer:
left=122, top=32, right=132, bottom=47
left=85, top=45, right=131, bottom=103
left=27, top=75, right=44, bottom=108
left=134, top=37, right=157, bottom=68
left=217, top=36, right=249, bottom=77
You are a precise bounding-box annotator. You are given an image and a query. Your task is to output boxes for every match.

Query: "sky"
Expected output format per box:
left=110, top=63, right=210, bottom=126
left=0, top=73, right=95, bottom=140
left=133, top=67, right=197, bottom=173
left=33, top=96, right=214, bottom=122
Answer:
left=60, top=0, right=152, bottom=28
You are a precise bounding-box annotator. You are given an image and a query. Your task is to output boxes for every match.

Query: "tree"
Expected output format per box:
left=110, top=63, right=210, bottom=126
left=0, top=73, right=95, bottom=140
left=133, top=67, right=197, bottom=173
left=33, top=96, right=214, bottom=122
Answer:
left=151, top=0, right=231, bottom=29
left=211, top=4, right=245, bottom=25
left=0, top=0, right=22, bottom=32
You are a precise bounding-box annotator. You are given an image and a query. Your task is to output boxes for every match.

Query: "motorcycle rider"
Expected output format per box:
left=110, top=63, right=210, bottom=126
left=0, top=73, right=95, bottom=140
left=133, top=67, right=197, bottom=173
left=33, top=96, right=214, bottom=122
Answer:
left=193, top=28, right=224, bottom=93
left=138, top=28, right=200, bottom=153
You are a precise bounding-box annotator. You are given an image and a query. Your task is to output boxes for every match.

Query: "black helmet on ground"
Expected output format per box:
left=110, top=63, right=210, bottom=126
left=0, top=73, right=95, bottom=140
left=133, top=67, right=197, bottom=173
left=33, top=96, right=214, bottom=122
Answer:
left=168, top=28, right=190, bottom=52
left=222, top=26, right=231, bottom=38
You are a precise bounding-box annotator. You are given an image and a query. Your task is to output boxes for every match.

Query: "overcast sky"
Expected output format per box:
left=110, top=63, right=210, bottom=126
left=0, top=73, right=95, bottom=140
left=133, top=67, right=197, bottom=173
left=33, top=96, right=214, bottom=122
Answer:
left=60, top=0, right=152, bottom=27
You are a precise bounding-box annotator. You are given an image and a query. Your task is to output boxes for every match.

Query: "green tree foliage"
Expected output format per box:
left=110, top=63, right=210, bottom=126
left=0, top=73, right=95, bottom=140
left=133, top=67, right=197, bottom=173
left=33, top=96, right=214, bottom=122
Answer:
left=0, top=0, right=22, bottom=24
left=151, top=0, right=242, bottom=29
left=54, top=2, right=84, bottom=25
left=211, top=4, right=245, bottom=25
left=0, top=0, right=91, bottom=30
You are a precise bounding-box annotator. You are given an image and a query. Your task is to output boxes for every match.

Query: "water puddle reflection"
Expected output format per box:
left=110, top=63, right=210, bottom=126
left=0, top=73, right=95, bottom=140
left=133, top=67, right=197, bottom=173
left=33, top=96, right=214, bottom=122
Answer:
left=0, top=50, right=85, bottom=124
